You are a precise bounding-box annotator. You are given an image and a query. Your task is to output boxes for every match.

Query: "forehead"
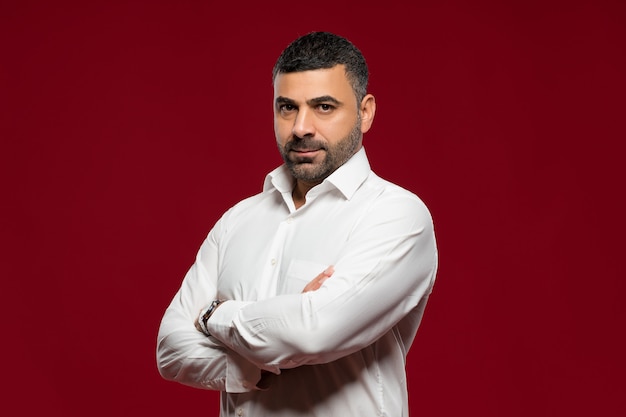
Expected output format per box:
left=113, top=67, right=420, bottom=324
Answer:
left=273, top=65, right=355, bottom=103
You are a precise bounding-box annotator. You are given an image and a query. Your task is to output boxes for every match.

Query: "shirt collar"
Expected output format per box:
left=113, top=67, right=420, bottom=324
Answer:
left=263, top=147, right=371, bottom=200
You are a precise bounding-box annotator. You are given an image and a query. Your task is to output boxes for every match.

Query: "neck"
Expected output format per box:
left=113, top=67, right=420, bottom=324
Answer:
left=292, top=180, right=320, bottom=209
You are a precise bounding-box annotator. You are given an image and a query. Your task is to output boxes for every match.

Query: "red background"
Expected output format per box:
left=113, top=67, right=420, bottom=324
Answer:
left=2, top=1, right=625, bottom=416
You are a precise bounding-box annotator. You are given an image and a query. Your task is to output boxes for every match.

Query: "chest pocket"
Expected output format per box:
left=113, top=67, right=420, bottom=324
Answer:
left=280, top=259, right=329, bottom=294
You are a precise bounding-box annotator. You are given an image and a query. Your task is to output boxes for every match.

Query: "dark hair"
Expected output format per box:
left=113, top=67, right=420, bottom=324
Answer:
left=272, top=31, right=369, bottom=103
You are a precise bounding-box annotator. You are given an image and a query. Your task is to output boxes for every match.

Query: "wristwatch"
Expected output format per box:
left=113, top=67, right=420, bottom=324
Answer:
left=198, top=300, right=223, bottom=336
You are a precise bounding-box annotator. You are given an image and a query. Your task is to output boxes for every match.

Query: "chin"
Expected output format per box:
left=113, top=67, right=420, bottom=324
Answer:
left=293, top=164, right=333, bottom=182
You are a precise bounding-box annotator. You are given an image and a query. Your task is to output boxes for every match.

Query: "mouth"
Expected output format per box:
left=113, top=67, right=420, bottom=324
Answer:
left=285, top=138, right=327, bottom=162
left=289, top=148, right=324, bottom=160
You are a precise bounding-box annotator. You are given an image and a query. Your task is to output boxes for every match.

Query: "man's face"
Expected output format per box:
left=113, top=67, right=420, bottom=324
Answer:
left=273, top=65, right=362, bottom=184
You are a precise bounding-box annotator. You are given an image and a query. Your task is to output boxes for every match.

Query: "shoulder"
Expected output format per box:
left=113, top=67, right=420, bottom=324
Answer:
left=211, top=187, right=282, bottom=234
left=362, top=172, right=432, bottom=218
left=222, top=188, right=278, bottom=218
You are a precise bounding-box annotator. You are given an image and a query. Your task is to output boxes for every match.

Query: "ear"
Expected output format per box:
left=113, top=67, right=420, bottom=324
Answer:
left=359, top=94, right=376, bottom=134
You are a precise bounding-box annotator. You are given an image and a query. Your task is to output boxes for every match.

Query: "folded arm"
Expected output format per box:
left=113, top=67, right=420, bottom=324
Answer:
left=156, top=229, right=262, bottom=392
left=207, top=195, right=438, bottom=370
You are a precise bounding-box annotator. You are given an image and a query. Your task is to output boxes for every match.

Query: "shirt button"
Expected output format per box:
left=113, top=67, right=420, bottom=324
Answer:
left=237, top=408, right=244, bottom=416
left=270, top=258, right=277, bottom=266
left=286, top=217, right=293, bottom=224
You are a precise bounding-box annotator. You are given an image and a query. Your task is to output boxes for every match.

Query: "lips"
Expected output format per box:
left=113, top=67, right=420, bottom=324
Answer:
left=292, top=148, right=321, bottom=153
left=290, top=149, right=322, bottom=160
left=288, top=143, right=324, bottom=152
left=285, top=139, right=327, bottom=162
left=286, top=138, right=327, bottom=153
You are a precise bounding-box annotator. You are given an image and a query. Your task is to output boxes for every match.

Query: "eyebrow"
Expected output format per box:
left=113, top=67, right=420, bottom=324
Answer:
left=275, top=95, right=343, bottom=107
left=275, top=96, right=296, bottom=106
left=308, top=95, right=342, bottom=106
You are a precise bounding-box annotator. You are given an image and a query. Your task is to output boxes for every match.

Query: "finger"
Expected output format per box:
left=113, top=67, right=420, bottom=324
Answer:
left=302, top=266, right=335, bottom=293
left=312, top=266, right=334, bottom=286
left=316, top=266, right=334, bottom=285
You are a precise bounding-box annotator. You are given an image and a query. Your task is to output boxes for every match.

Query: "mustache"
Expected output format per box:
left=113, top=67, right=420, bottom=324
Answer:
left=285, top=137, right=327, bottom=152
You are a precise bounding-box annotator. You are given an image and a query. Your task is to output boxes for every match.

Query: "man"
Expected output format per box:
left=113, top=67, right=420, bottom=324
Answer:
left=157, top=31, right=438, bottom=416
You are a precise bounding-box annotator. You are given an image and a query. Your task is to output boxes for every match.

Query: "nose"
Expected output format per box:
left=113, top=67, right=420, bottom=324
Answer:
left=292, top=108, right=316, bottom=138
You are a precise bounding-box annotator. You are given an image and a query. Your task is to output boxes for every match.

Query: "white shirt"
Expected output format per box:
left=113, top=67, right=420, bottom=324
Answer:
left=157, top=147, right=438, bottom=417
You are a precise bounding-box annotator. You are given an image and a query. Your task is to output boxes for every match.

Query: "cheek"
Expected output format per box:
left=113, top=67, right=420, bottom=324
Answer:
left=321, top=116, right=356, bottom=141
left=274, top=119, right=292, bottom=144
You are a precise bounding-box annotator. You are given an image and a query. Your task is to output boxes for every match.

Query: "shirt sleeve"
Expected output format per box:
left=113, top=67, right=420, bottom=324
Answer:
left=156, top=224, right=262, bottom=392
left=207, top=191, right=438, bottom=370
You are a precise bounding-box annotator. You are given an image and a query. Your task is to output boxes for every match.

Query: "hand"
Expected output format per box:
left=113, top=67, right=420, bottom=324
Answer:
left=302, top=266, right=334, bottom=293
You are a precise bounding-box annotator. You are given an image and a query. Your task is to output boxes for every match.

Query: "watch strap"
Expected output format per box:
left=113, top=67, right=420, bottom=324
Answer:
left=198, top=300, right=222, bottom=336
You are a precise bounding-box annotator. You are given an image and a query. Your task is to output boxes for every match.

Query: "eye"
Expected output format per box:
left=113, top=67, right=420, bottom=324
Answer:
left=279, top=104, right=296, bottom=113
left=318, top=103, right=335, bottom=113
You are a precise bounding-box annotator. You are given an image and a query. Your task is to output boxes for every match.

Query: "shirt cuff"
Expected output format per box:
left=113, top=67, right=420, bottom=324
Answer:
left=207, top=300, right=251, bottom=347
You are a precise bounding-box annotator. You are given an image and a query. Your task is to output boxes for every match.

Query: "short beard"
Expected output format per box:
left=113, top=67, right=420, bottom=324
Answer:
left=279, top=119, right=362, bottom=183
